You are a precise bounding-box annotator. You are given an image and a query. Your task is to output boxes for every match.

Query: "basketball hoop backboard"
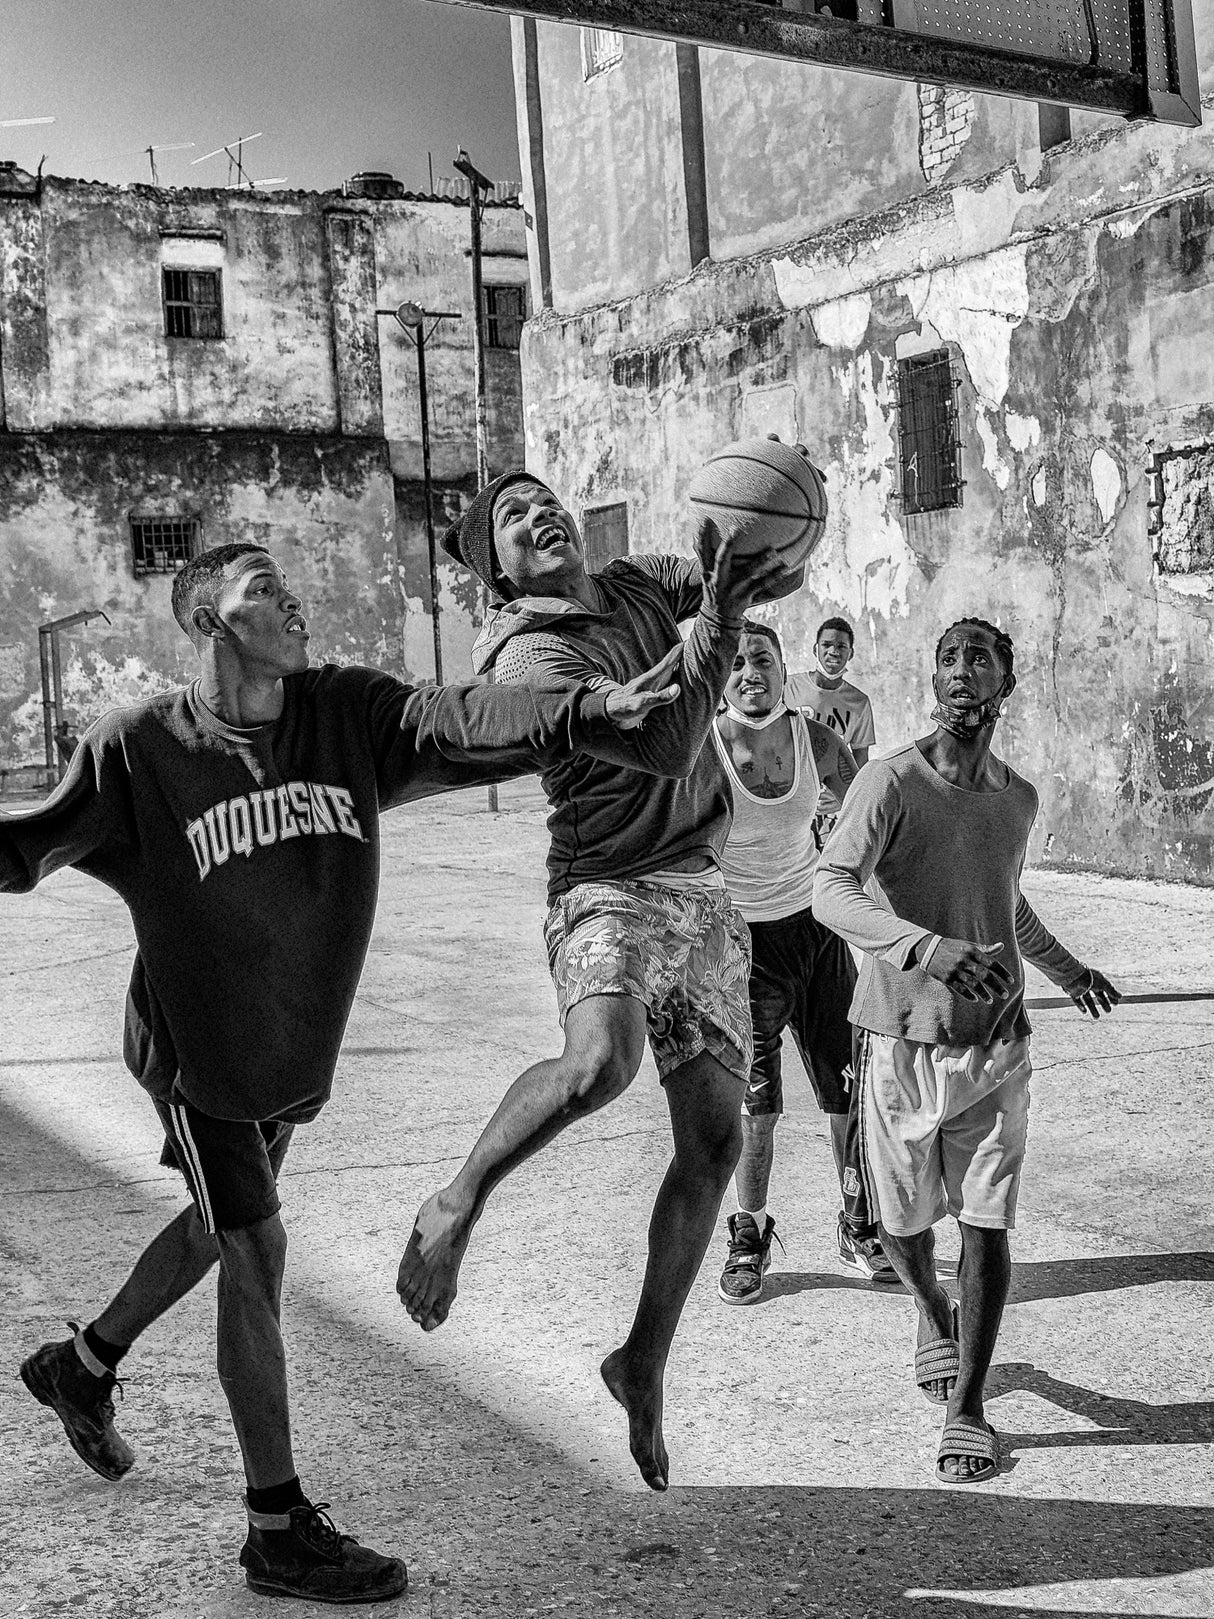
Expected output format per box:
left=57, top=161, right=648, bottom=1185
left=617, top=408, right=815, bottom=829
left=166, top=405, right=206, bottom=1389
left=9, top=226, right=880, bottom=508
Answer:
left=433, top=0, right=1200, bottom=125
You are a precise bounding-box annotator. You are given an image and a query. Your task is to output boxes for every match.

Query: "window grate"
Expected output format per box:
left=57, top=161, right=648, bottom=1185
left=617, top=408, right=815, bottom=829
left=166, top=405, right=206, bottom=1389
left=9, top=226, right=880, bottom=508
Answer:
left=163, top=268, right=223, bottom=339
left=581, top=26, right=624, bottom=79
left=130, top=517, right=200, bottom=575
left=483, top=284, right=527, bottom=350
left=581, top=502, right=629, bottom=572
left=895, top=349, right=964, bottom=514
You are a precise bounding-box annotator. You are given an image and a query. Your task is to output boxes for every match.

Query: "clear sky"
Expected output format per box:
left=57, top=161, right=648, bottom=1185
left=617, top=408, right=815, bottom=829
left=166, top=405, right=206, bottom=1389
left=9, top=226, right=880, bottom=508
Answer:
left=2, top=0, right=522, bottom=195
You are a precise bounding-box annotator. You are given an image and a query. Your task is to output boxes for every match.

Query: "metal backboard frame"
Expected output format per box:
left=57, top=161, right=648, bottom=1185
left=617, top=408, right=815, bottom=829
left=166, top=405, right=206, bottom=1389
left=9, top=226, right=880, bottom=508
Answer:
left=436, top=0, right=1201, bottom=125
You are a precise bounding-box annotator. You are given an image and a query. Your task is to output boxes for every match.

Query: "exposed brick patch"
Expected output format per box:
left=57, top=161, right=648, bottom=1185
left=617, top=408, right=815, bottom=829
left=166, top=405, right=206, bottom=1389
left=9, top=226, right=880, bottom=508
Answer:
left=1150, top=444, right=1214, bottom=573
left=917, top=84, right=976, bottom=184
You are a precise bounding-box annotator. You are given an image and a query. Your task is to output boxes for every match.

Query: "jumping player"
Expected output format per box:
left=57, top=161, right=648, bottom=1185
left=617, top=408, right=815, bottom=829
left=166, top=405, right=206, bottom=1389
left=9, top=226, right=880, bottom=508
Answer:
left=8, top=542, right=726, bottom=1604
left=711, top=619, right=896, bottom=1305
left=397, top=469, right=790, bottom=1491
left=813, top=617, right=1120, bottom=1483
left=785, top=616, right=876, bottom=767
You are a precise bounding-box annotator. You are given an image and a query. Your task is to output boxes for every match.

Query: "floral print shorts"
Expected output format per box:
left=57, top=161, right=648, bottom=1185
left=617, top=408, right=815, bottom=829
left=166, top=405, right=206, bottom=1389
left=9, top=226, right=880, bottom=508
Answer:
left=543, top=879, right=754, bottom=1082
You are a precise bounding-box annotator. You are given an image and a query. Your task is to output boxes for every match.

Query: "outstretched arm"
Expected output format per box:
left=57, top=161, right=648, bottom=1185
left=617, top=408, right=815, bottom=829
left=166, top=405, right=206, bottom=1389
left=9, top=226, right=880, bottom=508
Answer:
left=0, top=737, right=134, bottom=893
left=1016, top=893, right=1121, bottom=1017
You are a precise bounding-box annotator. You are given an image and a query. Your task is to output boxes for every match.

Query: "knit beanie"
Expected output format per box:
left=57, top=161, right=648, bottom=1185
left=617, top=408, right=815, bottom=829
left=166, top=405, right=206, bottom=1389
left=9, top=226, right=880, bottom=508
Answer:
left=441, top=469, right=552, bottom=602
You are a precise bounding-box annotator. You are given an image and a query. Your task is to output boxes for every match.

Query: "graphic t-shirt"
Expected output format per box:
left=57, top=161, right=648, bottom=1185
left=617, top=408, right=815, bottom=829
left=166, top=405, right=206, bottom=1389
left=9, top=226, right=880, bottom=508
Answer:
left=0, top=666, right=622, bottom=1123
left=783, top=671, right=876, bottom=753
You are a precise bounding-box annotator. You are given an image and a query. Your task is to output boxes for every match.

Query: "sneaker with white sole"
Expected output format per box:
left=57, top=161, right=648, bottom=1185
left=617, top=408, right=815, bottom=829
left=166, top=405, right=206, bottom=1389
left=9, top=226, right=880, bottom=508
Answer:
left=837, top=1216, right=899, bottom=1283
left=19, top=1322, right=134, bottom=1481
left=240, top=1498, right=408, bottom=1604
left=717, top=1213, right=781, bottom=1305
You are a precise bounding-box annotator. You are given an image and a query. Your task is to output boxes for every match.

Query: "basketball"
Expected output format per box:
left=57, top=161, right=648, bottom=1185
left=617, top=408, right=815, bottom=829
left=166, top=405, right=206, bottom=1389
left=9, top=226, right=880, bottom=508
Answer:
left=688, top=436, right=828, bottom=573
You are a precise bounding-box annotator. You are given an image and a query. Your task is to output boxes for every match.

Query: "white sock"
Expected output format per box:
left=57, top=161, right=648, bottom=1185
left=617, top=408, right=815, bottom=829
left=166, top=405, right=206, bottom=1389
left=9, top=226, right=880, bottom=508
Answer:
left=739, top=1204, right=768, bottom=1232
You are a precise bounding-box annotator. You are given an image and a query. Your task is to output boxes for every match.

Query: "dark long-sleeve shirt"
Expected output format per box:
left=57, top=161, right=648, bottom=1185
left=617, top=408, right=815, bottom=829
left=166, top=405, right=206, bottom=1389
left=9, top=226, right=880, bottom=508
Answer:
left=0, top=665, right=627, bottom=1123
left=473, top=555, right=740, bottom=899
left=812, top=742, right=1087, bottom=1046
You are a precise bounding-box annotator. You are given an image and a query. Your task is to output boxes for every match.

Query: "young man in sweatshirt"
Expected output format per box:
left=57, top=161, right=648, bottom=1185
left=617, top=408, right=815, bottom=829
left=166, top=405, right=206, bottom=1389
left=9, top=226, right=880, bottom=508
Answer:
left=397, top=470, right=790, bottom=1493
left=813, top=616, right=1119, bottom=1484
left=8, top=541, right=727, bottom=1605
left=711, top=619, right=896, bottom=1303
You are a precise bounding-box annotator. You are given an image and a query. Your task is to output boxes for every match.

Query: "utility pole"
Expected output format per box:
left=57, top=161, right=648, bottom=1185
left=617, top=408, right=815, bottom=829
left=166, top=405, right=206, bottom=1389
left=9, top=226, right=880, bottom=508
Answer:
left=453, top=147, right=499, bottom=811
left=378, top=302, right=461, bottom=685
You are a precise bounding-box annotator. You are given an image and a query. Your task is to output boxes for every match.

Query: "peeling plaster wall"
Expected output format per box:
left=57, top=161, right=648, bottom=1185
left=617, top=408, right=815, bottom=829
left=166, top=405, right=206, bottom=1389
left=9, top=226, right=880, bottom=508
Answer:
left=0, top=174, right=528, bottom=755
left=519, top=108, right=1214, bottom=880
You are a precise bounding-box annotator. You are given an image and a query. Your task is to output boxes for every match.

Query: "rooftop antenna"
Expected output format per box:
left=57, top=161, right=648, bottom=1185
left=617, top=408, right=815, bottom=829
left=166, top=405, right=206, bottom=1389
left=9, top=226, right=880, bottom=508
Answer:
left=145, top=141, right=195, bottom=184
left=192, top=131, right=270, bottom=189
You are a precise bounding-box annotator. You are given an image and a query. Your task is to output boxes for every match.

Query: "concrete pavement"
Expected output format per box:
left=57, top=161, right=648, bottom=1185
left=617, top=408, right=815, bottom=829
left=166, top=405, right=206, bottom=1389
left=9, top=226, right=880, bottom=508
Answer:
left=2, top=780, right=1212, bottom=1617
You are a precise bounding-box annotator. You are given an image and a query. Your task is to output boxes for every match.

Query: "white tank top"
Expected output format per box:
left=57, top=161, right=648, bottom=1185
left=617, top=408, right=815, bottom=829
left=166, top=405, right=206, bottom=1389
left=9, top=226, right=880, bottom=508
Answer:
left=712, top=711, right=822, bottom=924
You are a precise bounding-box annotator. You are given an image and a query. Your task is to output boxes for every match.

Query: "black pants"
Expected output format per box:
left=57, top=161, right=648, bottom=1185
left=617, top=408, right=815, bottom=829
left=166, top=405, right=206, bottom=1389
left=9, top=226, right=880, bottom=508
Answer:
left=745, top=905, right=874, bottom=1236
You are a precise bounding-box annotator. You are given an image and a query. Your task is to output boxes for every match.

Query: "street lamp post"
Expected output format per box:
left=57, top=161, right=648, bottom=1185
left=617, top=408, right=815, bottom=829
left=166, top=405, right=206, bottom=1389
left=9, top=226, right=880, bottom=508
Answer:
left=378, top=302, right=460, bottom=686
left=453, top=147, right=499, bottom=811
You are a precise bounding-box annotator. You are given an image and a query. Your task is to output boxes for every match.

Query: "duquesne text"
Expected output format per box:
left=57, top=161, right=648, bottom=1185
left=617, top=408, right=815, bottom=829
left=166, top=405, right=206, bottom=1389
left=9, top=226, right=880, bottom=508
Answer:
left=186, top=782, right=365, bottom=881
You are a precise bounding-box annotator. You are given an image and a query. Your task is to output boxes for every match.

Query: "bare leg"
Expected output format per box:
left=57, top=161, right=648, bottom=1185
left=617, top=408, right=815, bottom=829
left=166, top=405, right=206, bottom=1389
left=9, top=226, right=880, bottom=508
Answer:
left=93, top=1205, right=219, bottom=1347
left=397, top=995, right=647, bottom=1331
left=601, top=1051, right=744, bottom=1491
left=734, top=1112, right=776, bottom=1213
left=877, top=1223, right=956, bottom=1402
left=216, top=1214, right=295, bottom=1490
left=939, top=1223, right=1011, bottom=1480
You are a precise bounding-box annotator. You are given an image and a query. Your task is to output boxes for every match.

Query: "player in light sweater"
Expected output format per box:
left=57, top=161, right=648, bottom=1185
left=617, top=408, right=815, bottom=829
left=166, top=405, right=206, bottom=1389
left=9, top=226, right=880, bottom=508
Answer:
left=813, top=617, right=1120, bottom=1484
left=711, top=619, right=896, bottom=1302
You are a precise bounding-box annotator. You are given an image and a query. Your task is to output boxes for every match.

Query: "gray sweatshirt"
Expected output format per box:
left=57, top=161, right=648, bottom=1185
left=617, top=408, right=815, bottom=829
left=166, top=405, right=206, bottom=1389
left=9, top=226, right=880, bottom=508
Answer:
left=812, top=742, right=1087, bottom=1046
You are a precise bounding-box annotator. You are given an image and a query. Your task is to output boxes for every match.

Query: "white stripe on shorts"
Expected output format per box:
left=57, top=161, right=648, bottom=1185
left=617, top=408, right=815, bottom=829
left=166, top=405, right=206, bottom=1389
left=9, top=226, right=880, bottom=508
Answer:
left=168, top=1103, right=216, bottom=1235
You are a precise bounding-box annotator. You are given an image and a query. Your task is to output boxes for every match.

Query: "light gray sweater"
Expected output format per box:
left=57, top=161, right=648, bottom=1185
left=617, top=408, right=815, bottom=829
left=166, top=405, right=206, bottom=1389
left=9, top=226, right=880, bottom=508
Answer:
left=812, top=743, right=1087, bottom=1046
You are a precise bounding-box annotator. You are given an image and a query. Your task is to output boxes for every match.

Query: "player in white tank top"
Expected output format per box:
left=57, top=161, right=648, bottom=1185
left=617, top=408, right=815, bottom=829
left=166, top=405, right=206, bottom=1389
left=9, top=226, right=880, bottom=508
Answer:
left=712, top=621, right=897, bottom=1302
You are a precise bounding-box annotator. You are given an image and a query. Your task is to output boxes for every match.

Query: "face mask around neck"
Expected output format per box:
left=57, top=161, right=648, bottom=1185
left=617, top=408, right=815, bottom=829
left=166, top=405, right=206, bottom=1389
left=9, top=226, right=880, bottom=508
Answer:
left=724, top=699, right=789, bottom=731
left=930, top=675, right=1010, bottom=738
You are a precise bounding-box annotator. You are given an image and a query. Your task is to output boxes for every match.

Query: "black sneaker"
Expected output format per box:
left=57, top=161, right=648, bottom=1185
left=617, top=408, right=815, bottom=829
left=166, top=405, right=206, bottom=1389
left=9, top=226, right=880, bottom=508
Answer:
left=837, top=1216, right=899, bottom=1283
left=19, top=1322, right=134, bottom=1481
left=240, top=1499, right=408, bottom=1604
left=717, top=1213, right=781, bottom=1305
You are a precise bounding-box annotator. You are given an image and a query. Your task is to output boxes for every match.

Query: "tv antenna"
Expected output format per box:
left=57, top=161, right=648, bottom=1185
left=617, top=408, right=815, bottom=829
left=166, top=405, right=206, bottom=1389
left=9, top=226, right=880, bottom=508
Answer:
left=145, top=141, right=195, bottom=184
left=191, top=131, right=286, bottom=190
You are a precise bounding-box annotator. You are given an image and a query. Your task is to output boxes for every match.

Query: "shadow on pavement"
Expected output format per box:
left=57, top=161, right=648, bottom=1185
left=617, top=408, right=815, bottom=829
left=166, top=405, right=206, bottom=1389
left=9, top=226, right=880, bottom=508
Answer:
left=988, top=1361, right=1214, bottom=1449
left=4, top=1098, right=1213, bottom=1619
left=761, top=1249, right=1214, bottom=1307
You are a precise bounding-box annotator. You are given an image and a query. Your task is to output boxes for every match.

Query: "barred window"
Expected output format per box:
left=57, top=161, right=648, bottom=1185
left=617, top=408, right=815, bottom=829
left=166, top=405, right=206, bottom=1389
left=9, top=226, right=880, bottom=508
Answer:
left=163, top=268, right=223, bottom=339
left=483, top=284, right=527, bottom=350
left=130, top=517, right=200, bottom=575
left=896, top=350, right=963, bottom=515
left=581, top=502, right=629, bottom=572
left=581, top=27, right=624, bottom=79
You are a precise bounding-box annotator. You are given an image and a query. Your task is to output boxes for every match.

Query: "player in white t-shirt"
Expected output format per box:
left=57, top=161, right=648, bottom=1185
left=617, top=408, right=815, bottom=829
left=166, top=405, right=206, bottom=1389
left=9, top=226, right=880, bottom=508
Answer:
left=712, top=620, right=896, bottom=1305
left=783, top=616, right=875, bottom=767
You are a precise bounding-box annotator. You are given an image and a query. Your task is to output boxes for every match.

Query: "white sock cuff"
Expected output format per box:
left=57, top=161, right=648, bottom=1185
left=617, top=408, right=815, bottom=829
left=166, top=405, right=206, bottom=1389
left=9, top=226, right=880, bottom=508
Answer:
left=72, top=1328, right=111, bottom=1381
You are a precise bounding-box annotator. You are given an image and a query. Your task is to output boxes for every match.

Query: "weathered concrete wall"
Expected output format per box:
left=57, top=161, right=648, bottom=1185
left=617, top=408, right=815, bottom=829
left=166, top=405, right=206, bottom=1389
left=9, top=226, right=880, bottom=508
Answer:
left=0, top=432, right=410, bottom=759
left=518, top=104, right=1214, bottom=880
left=0, top=173, right=528, bottom=755
left=525, top=24, right=690, bottom=306
left=522, top=21, right=1044, bottom=309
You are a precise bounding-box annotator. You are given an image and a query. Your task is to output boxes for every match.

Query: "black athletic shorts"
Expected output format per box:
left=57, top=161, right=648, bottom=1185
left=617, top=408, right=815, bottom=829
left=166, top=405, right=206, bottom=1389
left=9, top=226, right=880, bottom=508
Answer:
left=744, top=904, right=856, bottom=1116
left=155, top=1097, right=295, bottom=1235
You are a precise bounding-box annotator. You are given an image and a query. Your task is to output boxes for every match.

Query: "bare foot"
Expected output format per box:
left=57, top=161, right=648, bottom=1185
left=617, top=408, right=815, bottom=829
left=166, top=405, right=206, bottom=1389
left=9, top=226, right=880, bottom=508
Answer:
left=916, top=1289, right=958, bottom=1403
left=601, top=1348, right=668, bottom=1492
left=396, top=1187, right=475, bottom=1331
